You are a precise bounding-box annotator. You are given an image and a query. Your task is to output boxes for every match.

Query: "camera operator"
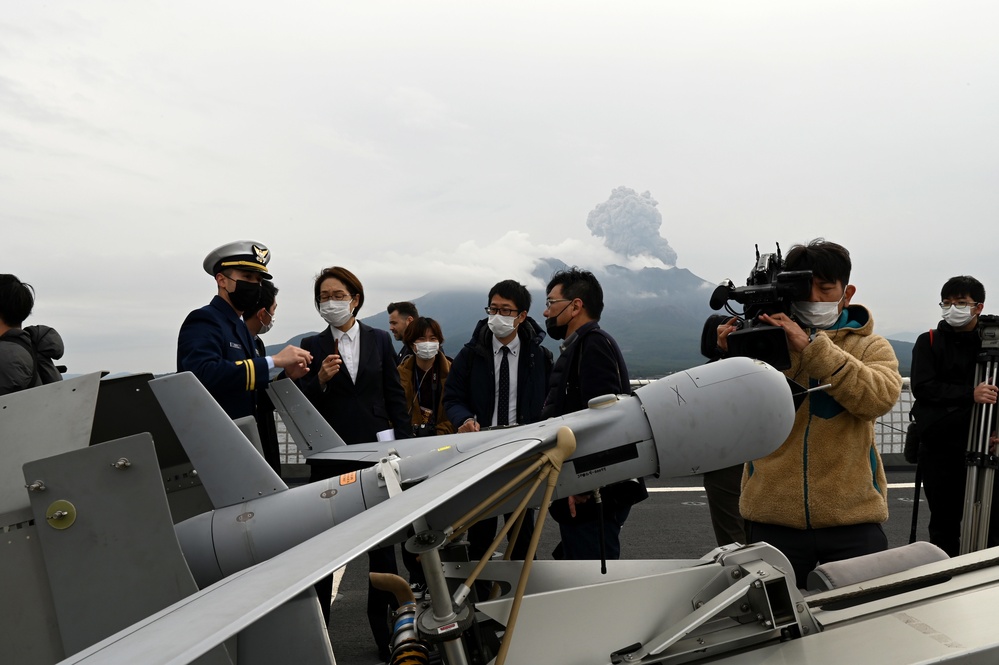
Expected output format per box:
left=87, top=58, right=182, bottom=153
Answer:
left=716, top=239, right=902, bottom=587
left=910, top=276, right=999, bottom=556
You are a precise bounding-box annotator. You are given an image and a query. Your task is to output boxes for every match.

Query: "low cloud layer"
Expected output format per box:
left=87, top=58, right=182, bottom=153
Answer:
left=586, top=187, right=678, bottom=267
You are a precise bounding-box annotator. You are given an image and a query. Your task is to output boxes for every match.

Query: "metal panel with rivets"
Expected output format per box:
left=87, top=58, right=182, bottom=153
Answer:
left=23, top=434, right=230, bottom=664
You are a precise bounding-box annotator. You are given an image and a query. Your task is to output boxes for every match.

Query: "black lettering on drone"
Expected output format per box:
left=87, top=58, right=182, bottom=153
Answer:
left=577, top=468, right=607, bottom=478
left=573, top=443, right=640, bottom=474
left=671, top=385, right=686, bottom=406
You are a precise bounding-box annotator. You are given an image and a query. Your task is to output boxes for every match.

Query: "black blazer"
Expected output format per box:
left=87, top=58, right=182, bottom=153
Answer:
left=297, top=321, right=412, bottom=445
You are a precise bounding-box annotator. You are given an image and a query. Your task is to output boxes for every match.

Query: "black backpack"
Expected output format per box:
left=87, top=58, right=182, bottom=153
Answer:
left=0, top=325, right=66, bottom=390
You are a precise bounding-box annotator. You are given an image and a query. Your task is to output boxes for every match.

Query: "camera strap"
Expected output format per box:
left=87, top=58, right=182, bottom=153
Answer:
left=410, top=363, right=438, bottom=425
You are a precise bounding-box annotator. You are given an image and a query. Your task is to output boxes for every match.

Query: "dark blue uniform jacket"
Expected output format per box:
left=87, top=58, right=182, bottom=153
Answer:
left=177, top=295, right=269, bottom=420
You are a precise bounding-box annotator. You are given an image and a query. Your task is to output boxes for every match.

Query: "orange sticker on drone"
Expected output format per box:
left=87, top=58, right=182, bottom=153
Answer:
left=339, top=472, right=357, bottom=486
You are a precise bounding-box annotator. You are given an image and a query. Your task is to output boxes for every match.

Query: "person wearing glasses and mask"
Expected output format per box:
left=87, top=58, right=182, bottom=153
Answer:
left=444, top=279, right=552, bottom=563
left=297, top=265, right=413, bottom=475
left=541, top=267, right=647, bottom=561
left=716, top=239, right=902, bottom=587
left=910, top=275, right=998, bottom=556
left=178, top=241, right=312, bottom=421
left=296, top=265, right=412, bottom=661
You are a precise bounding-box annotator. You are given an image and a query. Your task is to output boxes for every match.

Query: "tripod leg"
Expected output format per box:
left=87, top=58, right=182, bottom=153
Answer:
left=909, top=462, right=922, bottom=544
left=960, top=355, right=999, bottom=554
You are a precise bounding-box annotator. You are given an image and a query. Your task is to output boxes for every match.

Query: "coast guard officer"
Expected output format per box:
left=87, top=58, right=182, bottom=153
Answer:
left=177, top=241, right=311, bottom=420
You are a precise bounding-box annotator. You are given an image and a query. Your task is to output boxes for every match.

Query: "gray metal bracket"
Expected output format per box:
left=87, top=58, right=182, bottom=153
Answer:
left=24, top=434, right=230, bottom=664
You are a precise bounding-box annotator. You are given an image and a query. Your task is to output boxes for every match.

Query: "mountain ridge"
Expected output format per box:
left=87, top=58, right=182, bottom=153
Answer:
left=269, top=265, right=915, bottom=377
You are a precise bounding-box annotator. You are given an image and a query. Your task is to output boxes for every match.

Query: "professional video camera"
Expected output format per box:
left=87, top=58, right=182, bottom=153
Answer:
left=700, top=243, right=812, bottom=370
left=979, top=314, right=999, bottom=349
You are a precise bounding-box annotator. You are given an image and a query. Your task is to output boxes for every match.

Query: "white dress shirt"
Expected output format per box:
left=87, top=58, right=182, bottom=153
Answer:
left=491, top=333, right=520, bottom=427
left=331, top=322, right=360, bottom=380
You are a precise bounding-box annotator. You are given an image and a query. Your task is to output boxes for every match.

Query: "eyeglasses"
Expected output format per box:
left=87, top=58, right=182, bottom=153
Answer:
left=939, top=301, right=979, bottom=310
left=319, top=292, right=353, bottom=303
left=545, top=298, right=572, bottom=308
left=485, top=306, right=520, bottom=316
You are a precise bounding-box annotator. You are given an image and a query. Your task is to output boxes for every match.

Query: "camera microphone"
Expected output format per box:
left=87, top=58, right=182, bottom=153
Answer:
left=709, top=281, right=734, bottom=311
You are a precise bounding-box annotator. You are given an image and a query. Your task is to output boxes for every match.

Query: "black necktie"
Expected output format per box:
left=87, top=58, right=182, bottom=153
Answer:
left=497, top=346, right=510, bottom=426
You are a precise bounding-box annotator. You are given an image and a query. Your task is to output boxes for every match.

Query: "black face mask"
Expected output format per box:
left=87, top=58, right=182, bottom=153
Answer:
left=545, top=301, right=572, bottom=340
left=545, top=316, right=568, bottom=341
left=228, top=278, right=262, bottom=312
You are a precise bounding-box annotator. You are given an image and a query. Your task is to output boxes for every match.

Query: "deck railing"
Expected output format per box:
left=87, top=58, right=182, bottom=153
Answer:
left=276, top=378, right=915, bottom=465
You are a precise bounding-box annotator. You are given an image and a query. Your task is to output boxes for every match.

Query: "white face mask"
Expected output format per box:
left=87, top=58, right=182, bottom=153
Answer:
left=414, top=341, right=439, bottom=360
left=487, top=313, right=517, bottom=339
left=942, top=304, right=975, bottom=328
left=792, top=299, right=842, bottom=329
left=258, top=318, right=274, bottom=335
left=320, top=300, right=353, bottom=327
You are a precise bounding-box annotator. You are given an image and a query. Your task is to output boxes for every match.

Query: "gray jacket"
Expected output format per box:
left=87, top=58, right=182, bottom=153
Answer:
left=0, top=325, right=65, bottom=396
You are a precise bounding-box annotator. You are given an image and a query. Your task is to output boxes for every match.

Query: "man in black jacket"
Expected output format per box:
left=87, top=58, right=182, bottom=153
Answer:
left=387, top=301, right=419, bottom=364
left=444, top=279, right=552, bottom=561
left=242, top=279, right=282, bottom=475
left=541, top=267, right=648, bottom=560
left=911, top=275, right=999, bottom=556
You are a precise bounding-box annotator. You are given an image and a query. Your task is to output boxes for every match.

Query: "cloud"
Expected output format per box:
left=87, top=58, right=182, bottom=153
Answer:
left=387, top=86, right=468, bottom=133
left=299, top=231, right=625, bottom=297
left=586, top=186, right=678, bottom=267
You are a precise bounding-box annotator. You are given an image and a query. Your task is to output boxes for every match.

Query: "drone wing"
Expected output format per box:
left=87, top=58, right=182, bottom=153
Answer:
left=266, top=377, right=350, bottom=456
left=59, top=434, right=547, bottom=665
left=147, top=373, right=287, bottom=509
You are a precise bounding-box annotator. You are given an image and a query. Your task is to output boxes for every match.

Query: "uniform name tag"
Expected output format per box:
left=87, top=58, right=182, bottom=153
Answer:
left=229, top=342, right=243, bottom=350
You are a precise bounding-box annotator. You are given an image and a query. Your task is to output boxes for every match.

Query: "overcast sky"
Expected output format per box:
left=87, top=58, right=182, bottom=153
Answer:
left=3, top=1, right=997, bottom=375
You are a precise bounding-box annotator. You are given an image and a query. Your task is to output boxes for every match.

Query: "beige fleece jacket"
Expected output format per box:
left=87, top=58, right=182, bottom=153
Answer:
left=740, top=304, right=903, bottom=529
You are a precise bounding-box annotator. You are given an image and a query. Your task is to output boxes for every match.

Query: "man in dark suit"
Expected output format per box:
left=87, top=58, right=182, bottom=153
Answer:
left=387, top=301, right=419, bottom=364
left=443, top=279, right=552, bottom=563
left=295, top=265, right=412, bottom=661
left=177, top=241, right=311, bottom=421
left=541, top=267, right=648, bottom=561
left=242, top=279, right=282, bottom=475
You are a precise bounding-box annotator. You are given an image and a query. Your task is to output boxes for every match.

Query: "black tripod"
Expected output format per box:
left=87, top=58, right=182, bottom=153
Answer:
left=959, top=344, right=999, bottom=554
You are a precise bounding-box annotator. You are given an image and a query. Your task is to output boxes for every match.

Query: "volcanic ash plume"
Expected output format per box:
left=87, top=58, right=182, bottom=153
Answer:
left=586, top=186, right=677, bottom=266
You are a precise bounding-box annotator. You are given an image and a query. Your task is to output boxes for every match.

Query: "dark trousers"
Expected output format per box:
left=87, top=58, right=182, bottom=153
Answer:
left=746, top=520, right=888, bottom=588
left=309, top=461, right=398, bottom=658
left=365, top=546, right=400, bottom=654
left=401, top=530, right=425, bottom=587
left=921, top=446, right=968, bottom=557
left=703, top=464, right=746, bottom=546
left=554, top=505, right=632, bottom=561
left=314, top=546, right=398, bottom=659
left=921, top=445, right=999, bottom=556
left=468, top=509, right=538, bottom=561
